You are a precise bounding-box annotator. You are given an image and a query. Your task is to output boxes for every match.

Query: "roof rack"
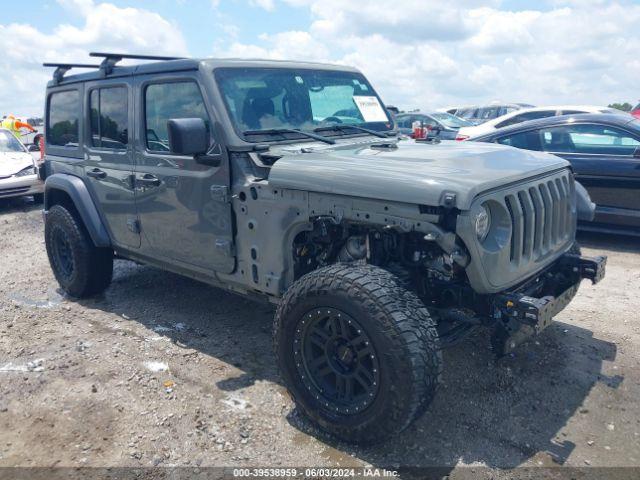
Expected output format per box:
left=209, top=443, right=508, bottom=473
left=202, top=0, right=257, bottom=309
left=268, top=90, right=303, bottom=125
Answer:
left=43, top=52, right=186, bottom=83
left=89, top=52, right=186, bottom=75
left=43, top=63, right=101, bottom=84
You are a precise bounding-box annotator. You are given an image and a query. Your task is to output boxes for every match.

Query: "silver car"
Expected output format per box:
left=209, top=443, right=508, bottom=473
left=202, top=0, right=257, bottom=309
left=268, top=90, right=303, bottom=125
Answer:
left=0, top=128, right=44, bottom=202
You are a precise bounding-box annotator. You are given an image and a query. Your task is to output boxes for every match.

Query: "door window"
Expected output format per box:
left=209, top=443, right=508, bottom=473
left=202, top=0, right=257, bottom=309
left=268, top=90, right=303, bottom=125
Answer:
left=477, top=106, right=502, bottom=120
left=395, top=116, right=412, bottom=129
left=459, top=108, right=478, bottom=120
left=414, top=115, right=437, bottom=128
left=540, top=124, right=640, bottom=155
left=145, top=81, right=209, bottom=153
left=496, top=110, right=556, bottom=129
left=89, top=87, right=128, bottom=149
left=47, top=90, right=80, bottom=147
left=496, top=130, right=542, bottom=150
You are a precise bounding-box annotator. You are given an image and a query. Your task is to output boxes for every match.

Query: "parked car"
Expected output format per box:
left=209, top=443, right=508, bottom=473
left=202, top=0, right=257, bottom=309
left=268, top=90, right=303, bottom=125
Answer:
left=470, top=113, right=640, bottom=236
left=42, top=53, right=605, bottom=444
left=443, top=103, right=534, bottom=124
left=631, top=102, right=640, bottom=119
left=456, top=105, right=623, bottom=141
left=395, top=111, right=474, bottom=139
left=0, top=128, right=44, bottom=202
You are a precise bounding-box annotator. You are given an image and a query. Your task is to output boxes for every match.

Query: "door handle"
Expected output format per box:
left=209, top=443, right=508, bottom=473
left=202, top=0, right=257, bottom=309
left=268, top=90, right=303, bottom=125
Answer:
left=86, top=168, right=107, bottom=179
left=136, top=174, right=161, bottom=187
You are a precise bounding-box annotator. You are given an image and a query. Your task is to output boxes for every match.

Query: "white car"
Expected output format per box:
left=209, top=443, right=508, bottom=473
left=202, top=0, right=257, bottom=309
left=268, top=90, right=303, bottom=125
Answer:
left=456, top=105, right=623, bottom=140
left=0, top=128, right=44, bottom=202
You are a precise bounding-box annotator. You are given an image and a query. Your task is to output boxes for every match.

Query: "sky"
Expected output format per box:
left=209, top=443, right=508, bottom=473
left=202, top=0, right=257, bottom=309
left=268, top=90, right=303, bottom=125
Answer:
left=1, top=0, right=639, bottom=116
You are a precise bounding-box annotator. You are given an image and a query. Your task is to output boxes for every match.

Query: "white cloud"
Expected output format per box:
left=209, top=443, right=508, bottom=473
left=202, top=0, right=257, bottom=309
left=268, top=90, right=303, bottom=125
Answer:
left=0, top=0, right=188, bottom=116
left=223, top=0, right=640, bottom=110
left=308, top=0, right=480, bottom=43
left=3, top=0, right=640, bottom=117
left=226, top=31, right=330, bottom=61
left=250, top=0, right=275, bottom=10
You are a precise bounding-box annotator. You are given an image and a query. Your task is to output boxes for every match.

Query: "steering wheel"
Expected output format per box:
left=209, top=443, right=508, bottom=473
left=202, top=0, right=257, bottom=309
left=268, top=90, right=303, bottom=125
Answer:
left=321, top=116, right=343, bottom=124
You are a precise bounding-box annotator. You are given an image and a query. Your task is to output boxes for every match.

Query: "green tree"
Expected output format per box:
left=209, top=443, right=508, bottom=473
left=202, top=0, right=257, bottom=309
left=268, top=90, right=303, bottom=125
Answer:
left=608, top=102, right=633, bottom=112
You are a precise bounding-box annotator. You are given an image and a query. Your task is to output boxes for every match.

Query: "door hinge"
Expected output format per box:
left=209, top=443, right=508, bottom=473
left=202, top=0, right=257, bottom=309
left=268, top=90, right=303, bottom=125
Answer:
left=127, top=218, right=141, bottom=234
left=210, top=185, right=230, bottom=203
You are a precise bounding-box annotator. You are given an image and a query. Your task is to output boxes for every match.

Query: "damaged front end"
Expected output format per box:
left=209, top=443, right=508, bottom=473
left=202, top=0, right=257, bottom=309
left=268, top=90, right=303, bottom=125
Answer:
left=490, top=252, right=606, bottom=356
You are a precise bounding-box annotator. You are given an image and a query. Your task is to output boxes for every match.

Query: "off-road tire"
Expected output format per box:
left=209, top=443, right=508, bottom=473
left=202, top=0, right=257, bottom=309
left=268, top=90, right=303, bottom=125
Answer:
left=45, top=204, right=113, bottom=298
left=274, top=263, right=442, bottom=444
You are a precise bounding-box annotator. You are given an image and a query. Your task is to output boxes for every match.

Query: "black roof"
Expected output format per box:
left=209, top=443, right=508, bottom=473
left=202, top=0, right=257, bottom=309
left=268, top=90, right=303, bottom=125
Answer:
left=470, top=113, right=639, bottom=141
left=45, top=52, right=356, bottom=87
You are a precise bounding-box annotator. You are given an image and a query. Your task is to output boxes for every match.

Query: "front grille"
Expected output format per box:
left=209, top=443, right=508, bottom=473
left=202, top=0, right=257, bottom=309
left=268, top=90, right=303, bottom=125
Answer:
left=504, top=172, right=575, bottom=266
left=0, top=186, right=30, bottom=197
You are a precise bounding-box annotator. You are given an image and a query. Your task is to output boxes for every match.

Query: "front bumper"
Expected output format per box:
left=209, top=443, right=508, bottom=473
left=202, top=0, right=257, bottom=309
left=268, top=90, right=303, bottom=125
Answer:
left=0, top=174, right=44, bottom=199
left=491, top=252, right=606, bottom=355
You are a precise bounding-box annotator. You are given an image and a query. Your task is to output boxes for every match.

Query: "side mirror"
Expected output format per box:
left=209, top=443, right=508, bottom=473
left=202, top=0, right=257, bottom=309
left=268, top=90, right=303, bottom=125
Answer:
left=167, top=118, right=209, bottom=156
left=28, top=144, right=40, bottom=152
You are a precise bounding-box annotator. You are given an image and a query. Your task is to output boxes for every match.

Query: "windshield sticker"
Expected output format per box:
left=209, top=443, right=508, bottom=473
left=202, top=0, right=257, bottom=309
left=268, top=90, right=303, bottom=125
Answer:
left=353, top=96, right=387, bottom=122
left=234, top=80, right=267, bottom=89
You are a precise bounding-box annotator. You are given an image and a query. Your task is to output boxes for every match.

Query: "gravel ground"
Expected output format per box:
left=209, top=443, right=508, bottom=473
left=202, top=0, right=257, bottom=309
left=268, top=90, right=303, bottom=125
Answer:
left=0, top=196, right=639, bottom=477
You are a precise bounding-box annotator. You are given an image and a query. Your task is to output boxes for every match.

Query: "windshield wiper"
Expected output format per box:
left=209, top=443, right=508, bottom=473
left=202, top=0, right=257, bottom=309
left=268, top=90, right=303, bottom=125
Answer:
left=242, top=128, right=335, bottom=145
left=313, top=124, right=390, bottom=139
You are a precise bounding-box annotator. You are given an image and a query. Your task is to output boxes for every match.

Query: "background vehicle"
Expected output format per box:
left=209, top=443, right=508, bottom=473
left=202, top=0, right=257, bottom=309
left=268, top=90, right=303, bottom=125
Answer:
left=470, top=114, right=640, bottom=236
left=443, top=103, right=534, bottom=124
left=42, top=53, right=605, bottom=444
left=395, top=111, right=474, bottom=140
left=632, top=102, right=640, bottom=119
left=0, top=128, right=44, bottom=202
left=456, top=105, right=623, bottom=141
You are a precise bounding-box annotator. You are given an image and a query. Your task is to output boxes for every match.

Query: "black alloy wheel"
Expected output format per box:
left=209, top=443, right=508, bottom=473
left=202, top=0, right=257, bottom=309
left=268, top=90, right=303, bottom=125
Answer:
left=294, top=307, right=380, bottom=415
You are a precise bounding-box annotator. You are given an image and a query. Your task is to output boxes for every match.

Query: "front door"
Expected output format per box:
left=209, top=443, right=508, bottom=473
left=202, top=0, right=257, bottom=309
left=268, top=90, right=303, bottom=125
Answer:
left=540, top=123, right=640, bottom=229
left=133, top=75, right=235, bottom=273
left=84, top=83, right=140, bottom=248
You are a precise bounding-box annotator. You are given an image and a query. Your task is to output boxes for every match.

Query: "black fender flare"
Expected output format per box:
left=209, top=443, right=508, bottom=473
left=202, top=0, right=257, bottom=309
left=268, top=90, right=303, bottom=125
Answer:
left=575, top=180, right=596, bottom=222
left=44, top=173, right=111, bottom=247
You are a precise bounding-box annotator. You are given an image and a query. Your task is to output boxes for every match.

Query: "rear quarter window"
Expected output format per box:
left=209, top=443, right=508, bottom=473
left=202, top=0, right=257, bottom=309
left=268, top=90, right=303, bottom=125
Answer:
left=47, top=90, right=80, bottom=147
left=496, top=130, right=542, bottom=151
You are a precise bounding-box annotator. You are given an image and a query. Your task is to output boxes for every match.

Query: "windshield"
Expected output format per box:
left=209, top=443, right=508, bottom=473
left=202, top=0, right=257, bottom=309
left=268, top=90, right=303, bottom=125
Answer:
left=215, top=68, right=393, bottom=141
left=430, top=112, right=473, bottom=128
left=0, top=130, right=26, bottom=153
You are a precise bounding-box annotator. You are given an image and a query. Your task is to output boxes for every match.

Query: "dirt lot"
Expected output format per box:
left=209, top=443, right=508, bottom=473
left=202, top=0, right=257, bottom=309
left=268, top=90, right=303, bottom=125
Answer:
left=1, top=196, right=639, bottom=477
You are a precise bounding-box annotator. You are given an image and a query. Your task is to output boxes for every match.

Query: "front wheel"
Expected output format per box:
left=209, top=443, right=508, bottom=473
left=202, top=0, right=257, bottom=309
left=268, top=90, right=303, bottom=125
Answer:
left=274, top=264, right=442, bottom=444
left=45, top=204, right=113, bottom=298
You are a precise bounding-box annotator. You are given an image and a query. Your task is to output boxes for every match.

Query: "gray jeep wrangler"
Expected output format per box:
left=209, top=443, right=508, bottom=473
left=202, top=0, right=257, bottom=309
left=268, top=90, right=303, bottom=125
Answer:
left=42, top=53, right=606, bottom=443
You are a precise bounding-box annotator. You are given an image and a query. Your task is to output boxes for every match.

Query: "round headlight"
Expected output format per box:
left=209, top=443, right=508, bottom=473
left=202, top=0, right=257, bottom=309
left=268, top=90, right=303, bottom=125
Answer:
left=15, top=166, right=36, bottom=177
left=475, top=205, right=491, bottom=241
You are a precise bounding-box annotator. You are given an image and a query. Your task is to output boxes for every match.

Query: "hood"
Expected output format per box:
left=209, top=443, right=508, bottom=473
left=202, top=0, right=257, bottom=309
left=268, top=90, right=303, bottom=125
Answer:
left=268, top=139, right=569, bottom=210
left=0, top=151, right=35, bottom=177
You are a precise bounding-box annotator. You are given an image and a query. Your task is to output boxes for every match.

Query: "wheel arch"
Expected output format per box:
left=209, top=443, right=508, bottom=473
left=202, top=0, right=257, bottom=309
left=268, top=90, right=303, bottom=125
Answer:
left=44, top=173, right=111, bottom=248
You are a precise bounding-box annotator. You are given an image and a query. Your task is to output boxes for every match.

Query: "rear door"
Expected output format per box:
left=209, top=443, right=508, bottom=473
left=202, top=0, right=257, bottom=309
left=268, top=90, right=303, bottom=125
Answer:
left=539, top=123, right=640, bottom=229
left=84, top=82, right=140, bottom=248
left=495, top=110, right=558, bottom=129
left=133, top=73, right=235, bottom=273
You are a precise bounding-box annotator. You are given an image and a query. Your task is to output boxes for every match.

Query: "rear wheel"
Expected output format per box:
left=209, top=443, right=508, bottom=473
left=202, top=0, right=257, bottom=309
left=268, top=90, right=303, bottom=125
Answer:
left=274, top=263, right=442, bottom=444
left=45, top=204, right=113, bottom=297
